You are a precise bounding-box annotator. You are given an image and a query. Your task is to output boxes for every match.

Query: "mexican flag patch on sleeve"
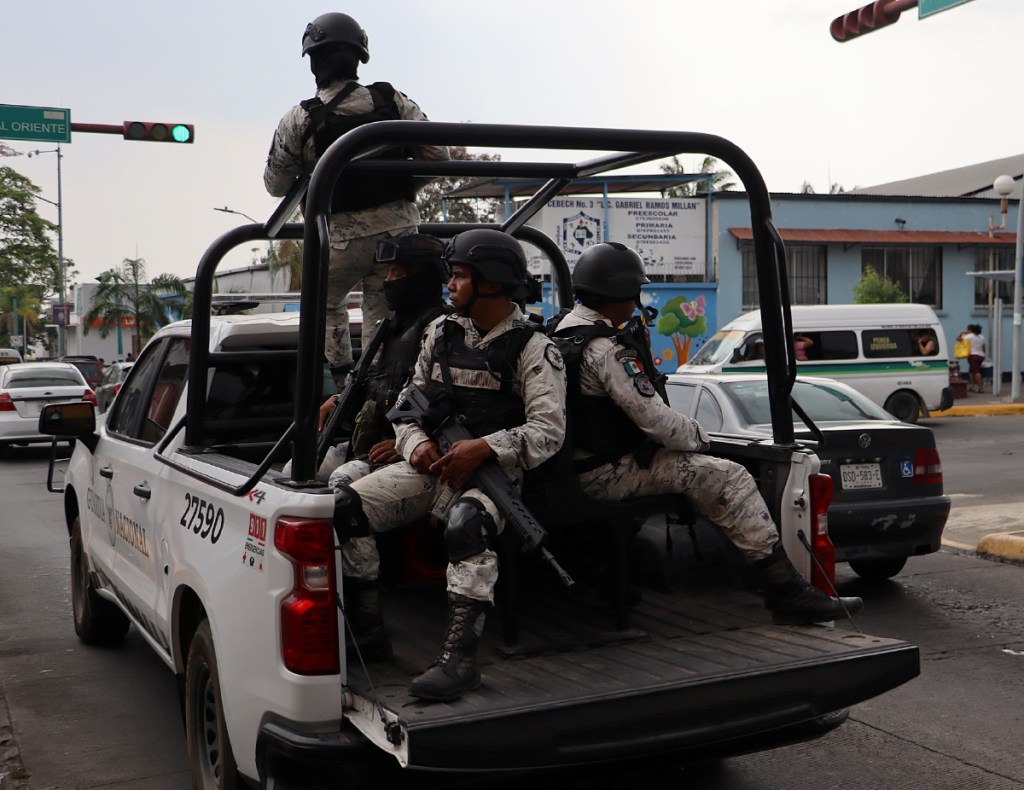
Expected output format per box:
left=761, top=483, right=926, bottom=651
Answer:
left=622, top=358, right=644, bottom=377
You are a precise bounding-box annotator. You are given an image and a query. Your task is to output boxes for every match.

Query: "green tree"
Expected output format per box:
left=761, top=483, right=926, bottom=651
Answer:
left=852, top=265, right=908, bottom=304
left=0, top=166, right=60, bottom=293
left=659, top=156, right=737, bottom=197
left=416, top=145, right=502, bottom=223
left=83, top=258, right=188, bottom=351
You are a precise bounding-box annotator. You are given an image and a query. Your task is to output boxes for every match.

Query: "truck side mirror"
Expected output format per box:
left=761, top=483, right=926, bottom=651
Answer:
left=39, top=401, right=99, bottom=453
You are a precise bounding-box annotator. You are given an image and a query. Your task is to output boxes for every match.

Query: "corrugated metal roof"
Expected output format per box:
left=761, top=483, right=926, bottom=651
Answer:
left=850, top=154, right=1024, bottom=199
left=727, top=227, right=1016, bottom=245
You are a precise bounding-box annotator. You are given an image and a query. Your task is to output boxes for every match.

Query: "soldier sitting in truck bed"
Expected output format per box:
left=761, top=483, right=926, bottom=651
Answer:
left=332, top=229, right=567, bottom=702
left=549, top=242, right=863, bottom=624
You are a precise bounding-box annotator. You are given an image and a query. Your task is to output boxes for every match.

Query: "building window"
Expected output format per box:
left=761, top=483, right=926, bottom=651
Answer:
left=974, top=247, right=1015, bottom=308
left=743, top=244, right=826, bottom=309
left=861, top=247, right=942, bottom=308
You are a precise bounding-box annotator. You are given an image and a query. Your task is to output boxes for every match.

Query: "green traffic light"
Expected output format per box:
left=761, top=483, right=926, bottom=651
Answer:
left=171, top=124, right=192, bottom=143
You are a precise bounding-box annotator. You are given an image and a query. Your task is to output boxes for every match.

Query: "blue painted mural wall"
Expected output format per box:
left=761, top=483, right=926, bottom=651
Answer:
left=535, top=282, right=717, bottom=374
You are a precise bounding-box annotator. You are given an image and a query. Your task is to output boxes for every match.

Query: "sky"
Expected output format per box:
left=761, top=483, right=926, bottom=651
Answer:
left=3, top=0, right=1023, bottom=286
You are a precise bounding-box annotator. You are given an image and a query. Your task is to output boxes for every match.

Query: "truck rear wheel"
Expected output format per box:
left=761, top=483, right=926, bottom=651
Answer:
left=70, top=516, right=129, bottom=645
left=185, top=620, right=238, bottom=790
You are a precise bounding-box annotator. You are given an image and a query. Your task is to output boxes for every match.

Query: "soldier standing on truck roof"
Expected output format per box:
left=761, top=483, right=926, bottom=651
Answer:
left=263, top=12, right=450, bottom=388
left=332, top=230, right=567, bottom=702
left=550, top=242, right=863, bottom=624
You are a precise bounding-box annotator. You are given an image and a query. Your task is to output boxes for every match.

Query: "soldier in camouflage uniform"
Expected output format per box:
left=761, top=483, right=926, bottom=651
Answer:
left=333, top=229, right=566, bottom=701
left=263, top=12, right=449, bottom=387
left=551, top=242, right=862, bottom=625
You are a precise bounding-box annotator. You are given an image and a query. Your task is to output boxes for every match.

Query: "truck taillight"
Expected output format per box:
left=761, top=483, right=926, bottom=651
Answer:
left=83, top=389, right=97, bottom=406
left=0, top=393, right=14, bottom=412
left=914, top=448, right=942, bottom=485
left=274, top=517, right=339, bottom=675
left=808, top=473, right=836, bottom=593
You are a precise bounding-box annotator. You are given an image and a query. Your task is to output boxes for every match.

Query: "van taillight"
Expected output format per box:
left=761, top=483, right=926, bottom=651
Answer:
left=0, top=393, right=14, bottom=412
left=808, top=473, right=836, bottom=593
left=914, top=448, right=942, bottom=485
left=274, top=517, right=339, bottom=675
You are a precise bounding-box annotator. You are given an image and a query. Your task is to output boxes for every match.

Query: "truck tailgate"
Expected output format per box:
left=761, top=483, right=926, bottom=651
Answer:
left=345, top=583, right=918, bottom=770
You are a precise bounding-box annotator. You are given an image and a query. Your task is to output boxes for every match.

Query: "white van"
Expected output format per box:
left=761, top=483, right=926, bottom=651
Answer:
left=680, top=304, right=953, bottom=422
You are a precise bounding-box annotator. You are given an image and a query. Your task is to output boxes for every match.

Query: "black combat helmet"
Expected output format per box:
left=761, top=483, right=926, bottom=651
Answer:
left=572, top=242, right=650, bottom=301
left=375, top=234, right=448, bottom=284
left=442, top=229, right=529, bottom=289
left=302, top=13, right=370, bottom=62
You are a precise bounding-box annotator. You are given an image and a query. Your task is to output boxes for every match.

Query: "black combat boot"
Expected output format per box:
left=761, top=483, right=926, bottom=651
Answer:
left=409, top=594, right=488, bottom=702
left=343, top=579, right=392, bottom=662
left=756, top=545, right=863, bottom=624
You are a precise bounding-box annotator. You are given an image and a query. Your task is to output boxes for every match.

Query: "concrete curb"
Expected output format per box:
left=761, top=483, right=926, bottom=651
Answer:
left=930, top=402, right=1024, bottom=417
left=976, top=531, right=1024, bottom=563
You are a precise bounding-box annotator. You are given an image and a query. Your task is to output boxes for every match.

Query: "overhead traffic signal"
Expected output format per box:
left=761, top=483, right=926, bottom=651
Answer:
left=830, top=0, right=914, bottom=42
left=122, top=121, right=194, bottom=143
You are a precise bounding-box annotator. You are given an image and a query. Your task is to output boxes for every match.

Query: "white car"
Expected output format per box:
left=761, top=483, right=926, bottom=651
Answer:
left=0, top=362, right=96, bottom=454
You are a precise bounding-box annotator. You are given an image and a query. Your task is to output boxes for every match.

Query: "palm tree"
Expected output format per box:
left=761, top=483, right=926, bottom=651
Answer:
left=83, top=258, right=188, bottom=353
left=0, top=285, right=44, bottom=345
left=659, top=156, right=737, bottom=197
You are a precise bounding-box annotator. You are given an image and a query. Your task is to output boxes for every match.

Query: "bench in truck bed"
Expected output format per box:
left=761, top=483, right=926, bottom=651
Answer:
left=334, top=572, right=918, bottom=771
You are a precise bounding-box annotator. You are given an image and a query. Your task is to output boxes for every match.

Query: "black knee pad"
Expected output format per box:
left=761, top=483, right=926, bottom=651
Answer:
left=333, top=484, right=369, bottom=544
left=444, top=497, right=496, bottom=562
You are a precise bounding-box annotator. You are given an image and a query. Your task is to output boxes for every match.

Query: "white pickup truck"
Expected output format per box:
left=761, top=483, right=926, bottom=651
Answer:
left=43, top=123, right=919, bottom=789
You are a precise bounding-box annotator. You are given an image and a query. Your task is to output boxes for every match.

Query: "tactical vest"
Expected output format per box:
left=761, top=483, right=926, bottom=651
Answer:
left=349, top=305, right=447, bottom=456
left=550, top=316, right=665, bottom=469
left=423, top=319, right=536, bottom=438
left=300, top=81, right=417, bottom=213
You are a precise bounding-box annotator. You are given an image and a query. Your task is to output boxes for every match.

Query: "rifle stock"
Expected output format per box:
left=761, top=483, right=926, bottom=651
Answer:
left=388, top=385, right=574, bottom=587
left=316, top=316, right=392, bottom=467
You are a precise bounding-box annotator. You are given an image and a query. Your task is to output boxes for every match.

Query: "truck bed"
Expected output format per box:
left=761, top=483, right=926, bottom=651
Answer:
left=343, top=565, right=918, bottom=771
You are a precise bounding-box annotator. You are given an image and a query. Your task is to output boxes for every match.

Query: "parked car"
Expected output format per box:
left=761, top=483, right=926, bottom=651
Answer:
left=95, top=361, right=134, bottom=413
left=0, top=362, right=96, bottom=455
left=60, top=355, right=103, bottom=389
left=665, top=372, right=950, bottom=579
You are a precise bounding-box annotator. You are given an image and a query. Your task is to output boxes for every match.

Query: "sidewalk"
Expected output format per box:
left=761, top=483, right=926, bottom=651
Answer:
left=929, top=388, right=1024, bottom=565
left=929, top=389, right=1024, bottom=418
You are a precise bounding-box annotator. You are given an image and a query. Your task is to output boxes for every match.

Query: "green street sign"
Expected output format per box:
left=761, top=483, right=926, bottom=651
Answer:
left=0, top=104, right=71, bottom=144
left=919, top=0, right=975, bottom=19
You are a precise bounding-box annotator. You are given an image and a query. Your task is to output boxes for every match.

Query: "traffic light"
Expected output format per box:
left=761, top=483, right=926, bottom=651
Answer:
left=830, top=0, right=911, bottom=42
left=122, top=121, right=194, bottom=143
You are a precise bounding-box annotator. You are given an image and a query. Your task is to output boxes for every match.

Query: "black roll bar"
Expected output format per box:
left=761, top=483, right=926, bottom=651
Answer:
left=185, top=121, right=796, bottom=491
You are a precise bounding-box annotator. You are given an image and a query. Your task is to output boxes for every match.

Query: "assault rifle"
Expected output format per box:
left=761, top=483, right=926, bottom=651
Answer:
left=386, top=384, right=574, bottom=588
left=316, top=316, right=392, bottom=468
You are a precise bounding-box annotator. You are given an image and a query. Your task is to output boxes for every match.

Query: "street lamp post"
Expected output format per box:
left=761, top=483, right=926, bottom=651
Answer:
left=1012, top=182, right=1024, bottom=402
left=214, top=205, right=259, bottom=224
left=27, top=146, right=67, bottom=357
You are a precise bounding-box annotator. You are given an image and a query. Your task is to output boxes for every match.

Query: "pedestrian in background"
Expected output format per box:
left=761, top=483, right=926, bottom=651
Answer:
left=962, top=324, right=986, bottom=393
left=264, top=12, right=449, bottom=388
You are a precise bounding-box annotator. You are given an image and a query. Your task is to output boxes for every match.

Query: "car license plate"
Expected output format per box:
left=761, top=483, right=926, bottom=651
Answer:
left=840, top=462, right=883, bottom=489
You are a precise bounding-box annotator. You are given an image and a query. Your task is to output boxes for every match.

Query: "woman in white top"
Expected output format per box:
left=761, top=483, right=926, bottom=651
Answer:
left=962, top=324, right=986, bottom=393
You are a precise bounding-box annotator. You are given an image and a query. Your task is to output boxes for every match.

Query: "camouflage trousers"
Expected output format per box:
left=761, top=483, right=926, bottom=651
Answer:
left=280, top=443, right=345, bottom=483
left=325, top=225, right=415, bottom=377
left=346, top=460, right=502, bottom=603
left=578, top=448, right=779, bottom=561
